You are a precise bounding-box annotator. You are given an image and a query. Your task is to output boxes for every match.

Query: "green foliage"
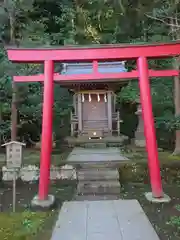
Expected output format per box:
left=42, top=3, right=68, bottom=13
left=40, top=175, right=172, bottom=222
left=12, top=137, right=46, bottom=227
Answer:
left=167, top=216, right=180, bottom=229
left=0, top=0, right=179, bottom=148
left=0, top=1, right=73, bottom=143
left=118, top=81, right=139, bottom=103
left=0, top=211, right=53, bottom=240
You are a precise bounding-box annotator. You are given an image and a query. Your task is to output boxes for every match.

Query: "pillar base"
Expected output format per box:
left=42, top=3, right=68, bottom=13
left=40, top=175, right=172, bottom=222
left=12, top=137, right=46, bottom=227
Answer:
left=145, top=192, right=171, bottom=203
left=31, top=194, right=55, bottom=209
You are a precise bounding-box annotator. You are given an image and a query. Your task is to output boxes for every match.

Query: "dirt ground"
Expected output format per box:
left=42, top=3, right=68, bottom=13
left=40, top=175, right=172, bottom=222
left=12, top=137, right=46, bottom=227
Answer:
left=0, top=180, right=76, bottom=212
left=0, top=180, right=77, bottom=240
left=122, top=184, right=180, bottom=240
left=0, top=147, right=180, bottom=239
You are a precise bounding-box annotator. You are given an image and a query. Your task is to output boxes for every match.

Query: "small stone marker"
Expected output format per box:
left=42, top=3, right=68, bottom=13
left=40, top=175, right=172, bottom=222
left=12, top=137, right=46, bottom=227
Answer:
left=2, top=141, right=26, bottom=169
left=135, top=104, right=146, bottom=147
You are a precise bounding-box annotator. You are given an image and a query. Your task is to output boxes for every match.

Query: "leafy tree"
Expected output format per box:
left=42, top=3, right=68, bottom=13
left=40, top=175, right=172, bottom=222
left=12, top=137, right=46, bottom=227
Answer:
left=1, top=0, right=180, bottom=152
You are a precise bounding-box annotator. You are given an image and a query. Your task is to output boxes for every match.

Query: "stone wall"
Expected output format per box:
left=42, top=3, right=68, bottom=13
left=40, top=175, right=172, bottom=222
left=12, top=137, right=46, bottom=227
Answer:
left=1, top=164, right=77, bottom=182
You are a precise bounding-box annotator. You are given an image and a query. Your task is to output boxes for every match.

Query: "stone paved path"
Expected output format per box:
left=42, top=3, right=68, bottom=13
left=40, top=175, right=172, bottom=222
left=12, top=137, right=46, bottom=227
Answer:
left=67, top=147, right=129, bottom=163
left=51, top=200, right=160, bottom=240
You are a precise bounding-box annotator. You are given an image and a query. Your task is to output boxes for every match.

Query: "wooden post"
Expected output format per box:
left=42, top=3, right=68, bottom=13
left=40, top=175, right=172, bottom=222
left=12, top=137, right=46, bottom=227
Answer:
left=13, top=170, right=16, bottom=212
left=107, top=91, right=112, bottom=133
left=70, top=111, right=74, bottom=136
left=77, top=93, right=82, bottom=134
left=73, top=93, right=77, bottom=115
left=117, top=110, right=120, bottom=136
left=114, top=93, right=116, bottom=112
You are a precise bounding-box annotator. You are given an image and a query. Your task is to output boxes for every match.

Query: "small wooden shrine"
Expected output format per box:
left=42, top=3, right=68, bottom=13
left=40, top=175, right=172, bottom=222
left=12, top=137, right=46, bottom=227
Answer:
left=61, top=61, right=127, bottom=140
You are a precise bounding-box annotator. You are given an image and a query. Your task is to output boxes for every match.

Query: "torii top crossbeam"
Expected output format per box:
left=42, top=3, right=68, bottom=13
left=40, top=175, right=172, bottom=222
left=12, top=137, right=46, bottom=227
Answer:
left=7, top=41, right=180, bottom=62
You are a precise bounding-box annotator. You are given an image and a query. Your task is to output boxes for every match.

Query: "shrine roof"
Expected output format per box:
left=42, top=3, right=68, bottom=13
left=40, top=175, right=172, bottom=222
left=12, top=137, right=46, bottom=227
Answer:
left=61, top=62, right=127, bottom=75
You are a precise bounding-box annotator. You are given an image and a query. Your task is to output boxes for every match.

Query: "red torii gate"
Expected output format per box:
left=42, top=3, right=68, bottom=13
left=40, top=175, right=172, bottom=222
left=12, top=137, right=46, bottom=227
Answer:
left=7, top=42, right=180, bottom=206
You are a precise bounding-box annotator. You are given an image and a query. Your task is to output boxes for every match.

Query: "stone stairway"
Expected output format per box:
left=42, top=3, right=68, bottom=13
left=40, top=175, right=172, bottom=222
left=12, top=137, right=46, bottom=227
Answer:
left=83, top=142, right=106, bottom=148
left=67, top=147, right=129, bottom=201
left=75, top=165, right=121, bottom=200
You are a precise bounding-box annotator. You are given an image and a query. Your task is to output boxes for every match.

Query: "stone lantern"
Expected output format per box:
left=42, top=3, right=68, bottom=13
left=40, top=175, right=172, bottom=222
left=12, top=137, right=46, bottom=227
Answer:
left=135, top=104, right=146, bottom=147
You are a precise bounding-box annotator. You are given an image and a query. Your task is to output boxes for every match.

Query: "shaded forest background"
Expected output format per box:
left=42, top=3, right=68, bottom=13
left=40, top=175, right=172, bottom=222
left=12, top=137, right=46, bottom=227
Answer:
left=1, top=0, right=180, bottom=153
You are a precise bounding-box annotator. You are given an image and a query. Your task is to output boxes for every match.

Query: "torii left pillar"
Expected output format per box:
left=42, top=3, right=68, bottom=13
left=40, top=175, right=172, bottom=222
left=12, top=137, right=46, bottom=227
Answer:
left=32, top=60, right=55, bottom=208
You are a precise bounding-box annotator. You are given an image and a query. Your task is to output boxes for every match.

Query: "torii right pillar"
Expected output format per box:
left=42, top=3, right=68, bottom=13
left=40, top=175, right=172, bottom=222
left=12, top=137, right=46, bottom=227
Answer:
left=137, top=56, right=170, bottom=202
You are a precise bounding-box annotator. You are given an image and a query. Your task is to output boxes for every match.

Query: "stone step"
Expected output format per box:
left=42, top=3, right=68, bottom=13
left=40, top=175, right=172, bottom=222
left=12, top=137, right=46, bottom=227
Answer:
left=77, top=180, right=121, bottom=195
left=84, top=143, right=106, bottom=148
left=77, top=169, right=119, bottom=181
left=79, top=163, right=120, bottom=169
left=75, top=194, right=120, bottom=201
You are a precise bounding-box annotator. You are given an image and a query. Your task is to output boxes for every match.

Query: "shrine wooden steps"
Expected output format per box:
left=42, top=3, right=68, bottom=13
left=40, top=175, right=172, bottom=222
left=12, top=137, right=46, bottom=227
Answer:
left=82, top=119, right=108, bottom=133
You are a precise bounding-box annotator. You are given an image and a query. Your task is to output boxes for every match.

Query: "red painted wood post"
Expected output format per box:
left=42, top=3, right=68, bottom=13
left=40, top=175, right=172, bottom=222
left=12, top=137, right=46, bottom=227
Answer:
left=38, top=60, right=54, bottom=200
left=137, top=56, right=163, bottom=198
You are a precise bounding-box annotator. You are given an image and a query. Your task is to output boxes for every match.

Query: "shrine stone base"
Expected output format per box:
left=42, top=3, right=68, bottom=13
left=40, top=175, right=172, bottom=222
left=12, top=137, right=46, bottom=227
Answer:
left=145, top=192, right=171, bottom=203
left=135, top=139, right=146, bottom=147
left=65, top=135, right=128, bottom=148
left=31, top=194, right=55, bottom=209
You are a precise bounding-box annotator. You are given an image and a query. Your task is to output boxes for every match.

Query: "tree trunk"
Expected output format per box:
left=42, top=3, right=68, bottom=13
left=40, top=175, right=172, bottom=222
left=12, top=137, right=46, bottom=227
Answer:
left=9, top=7, right=18, bottom=141
left=0, top=104, right=1, bottom=147
left=171, top=13, right=180, bottom=155
left=172, top=57, right=180, bottom=155
left=11, top=81, right=18, bottom=140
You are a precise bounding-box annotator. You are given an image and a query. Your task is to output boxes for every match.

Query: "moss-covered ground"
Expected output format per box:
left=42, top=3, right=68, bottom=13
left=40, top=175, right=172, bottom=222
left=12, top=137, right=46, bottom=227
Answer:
left=0, top=146, right=180, bottom=239
left=121, top=145, right=180, bottom=239
left=0, top=180, right=77, bottom=240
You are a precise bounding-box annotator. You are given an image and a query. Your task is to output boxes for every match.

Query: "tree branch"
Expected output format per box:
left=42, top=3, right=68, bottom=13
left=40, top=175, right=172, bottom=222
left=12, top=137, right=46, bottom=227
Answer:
left=145, top=13, right=180, bottom=28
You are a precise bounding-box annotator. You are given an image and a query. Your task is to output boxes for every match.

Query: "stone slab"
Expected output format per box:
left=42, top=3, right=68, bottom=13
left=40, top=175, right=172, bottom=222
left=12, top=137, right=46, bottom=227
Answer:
left=51, top=200, right=160, bottom=240
left=67, top=147, right=129, bottom=163
left=84, top=143, right=106, bottom=148
left=66, top=135, right=127, bottom=144
left=77, top=169, right=119, bottom=180
left=75, top=195, right=120, bottom=201
left=51, top=201, right=87, bottom=240
left=71, top=147, right=121, bottom=154
left=77, top=180, right=121, bottom=195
